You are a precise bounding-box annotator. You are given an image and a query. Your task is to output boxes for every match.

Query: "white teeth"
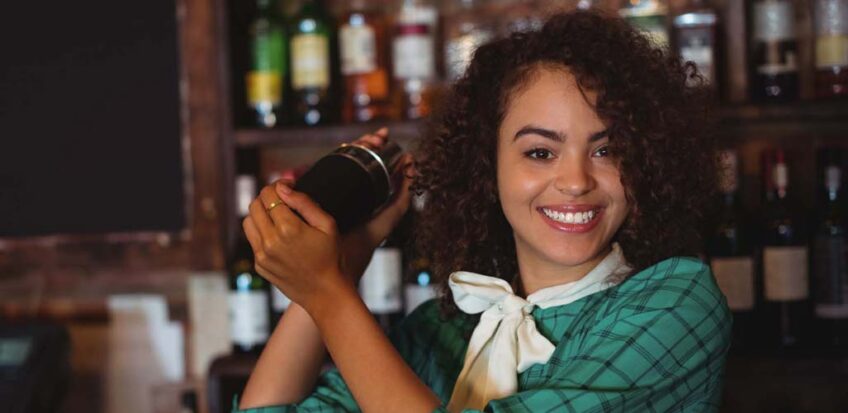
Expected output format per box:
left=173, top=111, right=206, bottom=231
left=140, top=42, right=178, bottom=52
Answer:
left=542, top=208, right=598, bottom=225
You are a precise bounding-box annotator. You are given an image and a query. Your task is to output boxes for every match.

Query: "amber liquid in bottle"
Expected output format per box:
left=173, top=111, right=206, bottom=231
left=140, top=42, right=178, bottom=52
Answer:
left=813, top=0, right=848, bottom=98
left=339, top=2, right=391, bottom=123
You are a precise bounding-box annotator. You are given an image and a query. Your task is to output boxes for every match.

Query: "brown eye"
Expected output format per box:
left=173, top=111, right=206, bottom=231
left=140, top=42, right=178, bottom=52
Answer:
left=593, top=145, right=610, bottom=158
left=524, top=148, right=553, bottom=160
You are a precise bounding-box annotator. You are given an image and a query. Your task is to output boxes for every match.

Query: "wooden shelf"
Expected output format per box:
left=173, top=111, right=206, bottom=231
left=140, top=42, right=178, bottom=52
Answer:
left=234, top=119, right=428, bottom=148
left=717, top=100, right=848, bottom=139
left=233, top=101, right=848, bottom=148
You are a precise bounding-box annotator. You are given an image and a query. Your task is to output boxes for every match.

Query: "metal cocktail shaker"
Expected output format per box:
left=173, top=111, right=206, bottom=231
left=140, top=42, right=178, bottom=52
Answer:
left=294, top=141, right=405, bottom=233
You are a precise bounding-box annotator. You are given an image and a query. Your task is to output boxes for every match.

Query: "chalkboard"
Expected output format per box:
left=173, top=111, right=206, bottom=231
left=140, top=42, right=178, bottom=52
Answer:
left=0, top=1, right=186, bottom=237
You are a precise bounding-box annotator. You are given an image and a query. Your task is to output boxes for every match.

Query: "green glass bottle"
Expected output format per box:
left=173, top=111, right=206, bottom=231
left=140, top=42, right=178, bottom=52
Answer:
left=228, top=175, right=272, bottom=354
left=246, top=0, right=287, bottom=128
left=288, top=0, right=334, bottom=126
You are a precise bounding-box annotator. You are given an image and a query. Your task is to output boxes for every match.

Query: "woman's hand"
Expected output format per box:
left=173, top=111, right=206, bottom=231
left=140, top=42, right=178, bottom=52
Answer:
left=276, top=127, right=416, bottom=284
left=242, top=180, right=348, bottom=312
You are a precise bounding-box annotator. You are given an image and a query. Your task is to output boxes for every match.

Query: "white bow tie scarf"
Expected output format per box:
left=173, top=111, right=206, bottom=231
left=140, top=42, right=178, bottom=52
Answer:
left=445, top=244, right=629, bottom=412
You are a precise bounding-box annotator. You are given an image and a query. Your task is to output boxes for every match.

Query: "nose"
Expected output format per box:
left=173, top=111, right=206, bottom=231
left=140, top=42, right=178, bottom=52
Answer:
left=552, top=156, right=595, bottom=197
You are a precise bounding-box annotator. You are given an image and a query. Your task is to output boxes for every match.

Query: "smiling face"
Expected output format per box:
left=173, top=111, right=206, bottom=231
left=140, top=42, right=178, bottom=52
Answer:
left=497, top=65, right=629, bottom=290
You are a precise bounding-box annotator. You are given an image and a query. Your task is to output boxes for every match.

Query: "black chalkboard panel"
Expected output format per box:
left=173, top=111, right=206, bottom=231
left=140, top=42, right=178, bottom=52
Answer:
left=0, top=1, right=185, bottom=237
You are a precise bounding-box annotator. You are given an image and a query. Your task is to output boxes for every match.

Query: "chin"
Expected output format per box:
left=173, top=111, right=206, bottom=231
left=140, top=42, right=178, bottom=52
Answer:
left=540, top=240, right=607, bottom=267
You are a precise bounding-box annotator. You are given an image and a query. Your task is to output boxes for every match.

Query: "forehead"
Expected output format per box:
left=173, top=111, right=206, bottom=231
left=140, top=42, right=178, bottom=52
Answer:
left=500, top=65, right=605, bottom=134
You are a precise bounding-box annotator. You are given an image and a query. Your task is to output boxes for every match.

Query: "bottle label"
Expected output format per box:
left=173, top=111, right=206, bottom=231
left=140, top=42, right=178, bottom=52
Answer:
left=271, top=286, right=291, bottom=312
left=446, top=30, right=493, bottom=81
left=291, top=33, right=330, bottom=89
left=711, top=257, right=755, bottom=311
left=228, top=290, right=270, bottom=346
left=815, top=34, right=848, bottom=68
left=763, top=246, right=809, bottom=301
left=340, top=24, right=377, bottom=75
left=813, top=235, right=848, bottom=319
left=360, top=248, right=403, bottom=313
left=393, top=24, right=435, bottom=80
left=247, top=72, right=282, bottom=106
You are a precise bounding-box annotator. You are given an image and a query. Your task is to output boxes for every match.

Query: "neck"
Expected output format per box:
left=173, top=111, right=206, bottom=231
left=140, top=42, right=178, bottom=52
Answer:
left=515, top=244, right=612, bottom=296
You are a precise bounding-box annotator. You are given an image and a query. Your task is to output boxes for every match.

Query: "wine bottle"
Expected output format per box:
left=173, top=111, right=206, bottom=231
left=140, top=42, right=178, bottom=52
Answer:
left=708, top=150, right=757, bottom=352
left=246, top=0, right=287, bottom=128
left=360, top=243, right=405, bottom=332
left=760, top=149, right=810, bottom=353
left=288, top=0, right=334, bottom=125
left=228, top=175, right=272, bottom=354
left=812, top=148, right=848, bottom=354
left=750, top=0, right=799, bottom=102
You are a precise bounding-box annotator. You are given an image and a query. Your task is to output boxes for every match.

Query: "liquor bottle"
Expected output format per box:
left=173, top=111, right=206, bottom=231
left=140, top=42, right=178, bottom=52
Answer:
left=619, top=0, right=670, bottom=48
left=360, top=242, right=405, bottom=332
left=750, top=0, right=799, bottom=102
left=760, top=149, right=810, bottom=352
left=443, top=0, right=496, bottom=82
left=391, top=0, right=439, bottom=120
left=288, top=0, right=334, bottom=125
left=813, top=0, right=848, bottom=98
left=228, top=175, right=272, bottom=354
left=338, top=0, right=391, bottom=123
left=673, top=0, right=719, bottom=91
left=708, top=150, right=757, bottom=352
left=246, top=0, right=287, bottom=128
left=812, top=148, right=848, bottom=353
left=494, top=0, right=545, bottom=36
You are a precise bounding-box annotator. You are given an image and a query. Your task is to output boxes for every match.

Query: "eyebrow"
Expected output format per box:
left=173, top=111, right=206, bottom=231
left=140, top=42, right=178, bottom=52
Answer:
left=513, top=125, right=609, bottom=143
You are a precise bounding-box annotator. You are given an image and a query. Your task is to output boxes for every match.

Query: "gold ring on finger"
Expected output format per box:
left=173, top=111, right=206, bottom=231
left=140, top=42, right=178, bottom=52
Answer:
left=266, top=199, right=285, bottom=211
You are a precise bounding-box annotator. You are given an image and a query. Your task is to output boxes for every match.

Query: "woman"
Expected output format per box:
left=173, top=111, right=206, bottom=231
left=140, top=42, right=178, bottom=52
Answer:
left=237, top=10, right=730, bottom=413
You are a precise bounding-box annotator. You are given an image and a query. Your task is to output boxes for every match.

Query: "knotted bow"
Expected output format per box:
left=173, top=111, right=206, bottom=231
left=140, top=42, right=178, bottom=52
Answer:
left=445, top=244, right=629, bottom=412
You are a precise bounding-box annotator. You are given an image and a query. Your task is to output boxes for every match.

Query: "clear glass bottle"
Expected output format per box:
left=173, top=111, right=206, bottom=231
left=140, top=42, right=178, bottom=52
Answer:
left=443, top=0, right=496, bottom=82
left=749, top=0, right=799, bottom=102
left=813, top=0, right=848, bottom=98
left=338, top=0, right=391, bottom=123
left=391, top=0, right=439, bottom=119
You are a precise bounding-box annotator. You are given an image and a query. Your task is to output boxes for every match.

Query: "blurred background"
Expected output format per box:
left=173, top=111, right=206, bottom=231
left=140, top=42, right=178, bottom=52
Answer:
left=1, top=0, right=846, bottom=412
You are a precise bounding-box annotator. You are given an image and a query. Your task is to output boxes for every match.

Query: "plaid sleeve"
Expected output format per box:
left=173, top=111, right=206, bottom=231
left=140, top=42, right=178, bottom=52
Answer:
left=433, top=258, right=732, bottom=413
left=233, top=301, right=448, bottom=413
left=232, top=368, right=361, bottom=413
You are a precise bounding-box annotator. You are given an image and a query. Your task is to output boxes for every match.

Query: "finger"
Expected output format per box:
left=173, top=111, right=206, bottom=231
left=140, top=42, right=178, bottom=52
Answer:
left=242, top=216, right=264, bottom=254
left=259, top=184, right=301, bottom=229
left=278, top=189, right=336, bottom=235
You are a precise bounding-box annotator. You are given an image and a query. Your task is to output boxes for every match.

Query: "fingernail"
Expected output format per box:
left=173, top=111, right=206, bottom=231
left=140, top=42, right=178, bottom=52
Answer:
left=276, top=182, right=292, bottom=195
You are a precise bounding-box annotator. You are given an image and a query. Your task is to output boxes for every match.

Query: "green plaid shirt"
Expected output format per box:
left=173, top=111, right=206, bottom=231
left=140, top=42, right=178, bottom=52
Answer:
left=235, top=256, right=731, bottom=412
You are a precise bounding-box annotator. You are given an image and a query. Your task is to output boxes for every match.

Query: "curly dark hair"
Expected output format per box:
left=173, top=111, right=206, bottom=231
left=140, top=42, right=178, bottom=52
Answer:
left=411, top=10, right=719, bottom=316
